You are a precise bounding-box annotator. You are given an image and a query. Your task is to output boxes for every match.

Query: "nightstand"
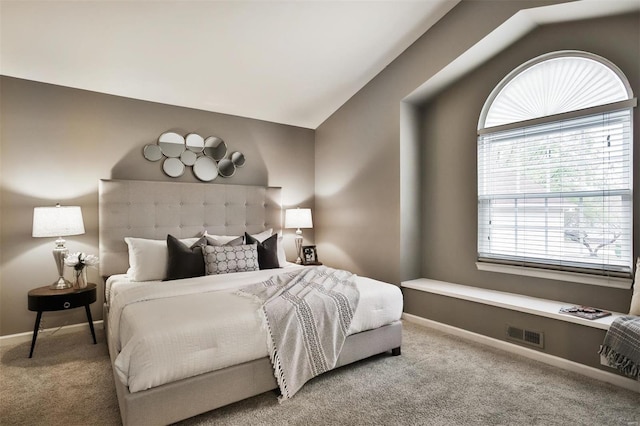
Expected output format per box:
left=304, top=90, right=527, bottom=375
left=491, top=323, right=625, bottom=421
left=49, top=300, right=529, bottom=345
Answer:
left=27, top=283, right=97, bottom=358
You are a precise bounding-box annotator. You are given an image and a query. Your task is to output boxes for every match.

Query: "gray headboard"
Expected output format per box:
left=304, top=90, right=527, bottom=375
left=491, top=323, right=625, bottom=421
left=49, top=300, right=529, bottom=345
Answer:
left=99, top=179, right=282, bottom=277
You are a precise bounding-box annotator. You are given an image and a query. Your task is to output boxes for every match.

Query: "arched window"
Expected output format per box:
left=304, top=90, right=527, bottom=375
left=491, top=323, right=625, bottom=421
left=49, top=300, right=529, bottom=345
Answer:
left=477, top=51, right=636, bottom=279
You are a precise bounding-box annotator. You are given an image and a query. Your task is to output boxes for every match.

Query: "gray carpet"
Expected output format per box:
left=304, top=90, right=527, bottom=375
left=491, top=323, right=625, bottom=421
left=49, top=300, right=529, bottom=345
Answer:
left=1, top=321, right=638, bottom=425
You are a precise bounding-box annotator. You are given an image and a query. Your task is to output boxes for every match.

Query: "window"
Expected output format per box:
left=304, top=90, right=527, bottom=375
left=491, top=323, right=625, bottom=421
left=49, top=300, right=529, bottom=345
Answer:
left=477, top=51, right=636, bottom=279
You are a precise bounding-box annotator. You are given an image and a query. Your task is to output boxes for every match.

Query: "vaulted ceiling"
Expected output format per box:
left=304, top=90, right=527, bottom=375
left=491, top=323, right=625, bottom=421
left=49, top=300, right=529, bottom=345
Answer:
left=1, top=0, right=459, bottom=129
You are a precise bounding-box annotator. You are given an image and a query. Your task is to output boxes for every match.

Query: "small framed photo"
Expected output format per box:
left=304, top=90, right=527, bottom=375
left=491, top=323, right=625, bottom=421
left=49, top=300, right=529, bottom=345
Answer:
left=301, top=245, right=321, bottom=265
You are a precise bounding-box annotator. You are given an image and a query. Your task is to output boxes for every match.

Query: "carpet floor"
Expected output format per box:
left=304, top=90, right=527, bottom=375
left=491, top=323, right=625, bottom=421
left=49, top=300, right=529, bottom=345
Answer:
left=1, top=321, right=638, bottom=425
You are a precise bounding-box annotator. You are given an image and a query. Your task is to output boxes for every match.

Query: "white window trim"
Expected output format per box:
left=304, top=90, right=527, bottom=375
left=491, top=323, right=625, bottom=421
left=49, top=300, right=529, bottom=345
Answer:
left=478, top=98, right=637, bottom=136
left=475, top=261, right=632, bottom=289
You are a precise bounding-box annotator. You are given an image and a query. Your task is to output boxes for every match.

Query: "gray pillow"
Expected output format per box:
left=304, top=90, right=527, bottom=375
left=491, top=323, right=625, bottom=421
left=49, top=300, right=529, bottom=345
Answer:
left=245, top=232, right=280, bottom=270
left=165, top=235, right=207, bottom=281
left=203, top=244, right=259, bottom=275
left=205, top=235, right=244, bottom=247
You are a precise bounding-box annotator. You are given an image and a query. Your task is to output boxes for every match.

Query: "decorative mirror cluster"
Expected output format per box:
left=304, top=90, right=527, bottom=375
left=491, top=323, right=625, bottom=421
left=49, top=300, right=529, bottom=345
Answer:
left=144, top=132, right=245, bottom=181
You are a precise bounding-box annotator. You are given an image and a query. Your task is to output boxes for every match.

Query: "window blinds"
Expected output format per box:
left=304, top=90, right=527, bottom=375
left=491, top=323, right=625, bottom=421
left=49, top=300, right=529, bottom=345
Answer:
left=478, top=108, right=633, bottom=276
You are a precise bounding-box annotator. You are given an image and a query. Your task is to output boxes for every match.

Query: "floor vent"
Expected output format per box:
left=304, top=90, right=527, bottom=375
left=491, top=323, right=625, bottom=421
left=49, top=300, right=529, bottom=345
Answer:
left=505, top=325, right=544, bottom=348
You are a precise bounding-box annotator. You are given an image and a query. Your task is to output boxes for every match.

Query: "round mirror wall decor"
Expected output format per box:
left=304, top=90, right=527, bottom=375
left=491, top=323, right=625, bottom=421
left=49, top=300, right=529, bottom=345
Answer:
left=158, top=132, right=186, bottom=158
left=218, top=159, right=236, bottom=178
left=143, top=130, right=245, bottom=180
left=185, top=133, right=205, bottom=153
left=193, top=156, right=219, bottom=182
left=230, top=152, right=245, bottom=167
left=180, top=150, right=197, bottom=166
left=158, top=132, right=184, bottom=144
left=203, top=137, right=227, bottom=161
left=143, top=144, right=163, bottom=161
left=163, top=157, right=185, bottom=178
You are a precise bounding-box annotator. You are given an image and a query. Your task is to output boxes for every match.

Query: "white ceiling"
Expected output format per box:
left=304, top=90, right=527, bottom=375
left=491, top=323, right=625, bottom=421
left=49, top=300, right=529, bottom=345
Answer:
left=0, top=0, right=459, bottom=129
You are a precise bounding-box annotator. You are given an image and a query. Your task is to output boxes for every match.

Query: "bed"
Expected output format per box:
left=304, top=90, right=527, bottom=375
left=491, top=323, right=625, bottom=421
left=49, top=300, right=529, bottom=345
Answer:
left=99, top=179, right=403, bottom=425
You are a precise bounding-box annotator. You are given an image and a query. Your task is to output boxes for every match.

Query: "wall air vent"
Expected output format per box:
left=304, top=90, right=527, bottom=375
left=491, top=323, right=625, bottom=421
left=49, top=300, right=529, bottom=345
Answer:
left=505, top=324, right=544, bottom=348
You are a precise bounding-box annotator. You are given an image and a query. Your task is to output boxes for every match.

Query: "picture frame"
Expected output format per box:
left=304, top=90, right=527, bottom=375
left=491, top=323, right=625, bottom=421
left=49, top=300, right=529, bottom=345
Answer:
left=301, top=245, right=321, bottom=265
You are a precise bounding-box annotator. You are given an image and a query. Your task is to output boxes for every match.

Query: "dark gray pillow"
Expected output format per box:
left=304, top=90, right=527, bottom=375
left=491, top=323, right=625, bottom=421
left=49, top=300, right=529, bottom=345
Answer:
left=244, top=232, right=280, bottom=270
left=165, top=235, right=207, bottom=281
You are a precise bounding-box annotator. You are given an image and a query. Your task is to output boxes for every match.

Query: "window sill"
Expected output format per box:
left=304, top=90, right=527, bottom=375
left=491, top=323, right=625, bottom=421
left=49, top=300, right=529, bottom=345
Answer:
left=401, top=278, right=626, bottom=330
left=476, top=262, right=632, bottom=290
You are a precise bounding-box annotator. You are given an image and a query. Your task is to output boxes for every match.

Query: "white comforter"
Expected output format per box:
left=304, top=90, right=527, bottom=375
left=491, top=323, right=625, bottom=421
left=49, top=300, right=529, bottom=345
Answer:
left=108, top=266, right=403, bottom=393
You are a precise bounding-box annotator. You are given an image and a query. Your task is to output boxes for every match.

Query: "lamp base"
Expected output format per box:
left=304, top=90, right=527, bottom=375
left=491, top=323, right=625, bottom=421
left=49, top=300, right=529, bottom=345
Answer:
left=50, top=276, right=73, bottom=290
left=294, top=232, right=303, bottom=265
left=50, top=241, right=71, bottom=290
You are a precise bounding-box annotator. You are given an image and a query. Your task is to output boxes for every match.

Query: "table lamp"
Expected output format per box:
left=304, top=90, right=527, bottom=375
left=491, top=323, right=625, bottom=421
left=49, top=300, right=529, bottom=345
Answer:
left=284, top=208, right=313, bottom=264
left=32, top=204, right=85, bottom=289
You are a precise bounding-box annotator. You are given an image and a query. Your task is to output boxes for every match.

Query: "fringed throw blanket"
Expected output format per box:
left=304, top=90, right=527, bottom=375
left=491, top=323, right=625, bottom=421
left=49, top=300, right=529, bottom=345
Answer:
left=598, top=316, right=640, bottom=380
left=237, top=266, right=360, bottom=400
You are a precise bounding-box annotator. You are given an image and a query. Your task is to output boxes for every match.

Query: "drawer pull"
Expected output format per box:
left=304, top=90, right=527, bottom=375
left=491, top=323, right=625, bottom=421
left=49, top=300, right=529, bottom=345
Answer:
left=63, top=302, right=71, bottom=309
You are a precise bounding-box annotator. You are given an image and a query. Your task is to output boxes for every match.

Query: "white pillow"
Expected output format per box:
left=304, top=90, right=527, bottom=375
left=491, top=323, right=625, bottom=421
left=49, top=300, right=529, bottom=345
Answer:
left=276, top=235, right=286, bottom=267
left=629, top=257, right=640, bottom=316
left=125, top=236, right=200, bottom=281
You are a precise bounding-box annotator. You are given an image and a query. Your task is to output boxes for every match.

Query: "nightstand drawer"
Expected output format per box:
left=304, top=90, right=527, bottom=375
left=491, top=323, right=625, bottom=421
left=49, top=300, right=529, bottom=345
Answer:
left=28, top=285, right=97, bottom=312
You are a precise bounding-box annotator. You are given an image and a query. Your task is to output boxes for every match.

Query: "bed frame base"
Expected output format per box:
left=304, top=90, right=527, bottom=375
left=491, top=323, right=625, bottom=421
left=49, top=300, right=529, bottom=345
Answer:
left=108, top=320, right=402, bottom=426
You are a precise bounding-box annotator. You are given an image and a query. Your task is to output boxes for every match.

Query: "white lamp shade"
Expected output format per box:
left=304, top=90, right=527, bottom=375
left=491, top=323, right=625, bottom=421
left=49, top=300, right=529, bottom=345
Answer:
left=32, top=205, right=85, bottom=237
left=285, top=208, right=313, bottom=229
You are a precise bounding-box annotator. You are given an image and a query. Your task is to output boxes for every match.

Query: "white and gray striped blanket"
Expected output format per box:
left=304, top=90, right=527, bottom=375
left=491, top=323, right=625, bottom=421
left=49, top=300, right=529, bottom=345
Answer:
left=599, top=316, right=640, bottom=380
left=237, top=266, right=360, bottom=400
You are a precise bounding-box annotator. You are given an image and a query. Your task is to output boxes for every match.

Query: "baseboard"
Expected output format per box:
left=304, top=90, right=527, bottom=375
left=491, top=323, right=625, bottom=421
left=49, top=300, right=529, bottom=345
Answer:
left=0, top=320, right=104, bottom=347
left=402, top=313, right=640, bottom=393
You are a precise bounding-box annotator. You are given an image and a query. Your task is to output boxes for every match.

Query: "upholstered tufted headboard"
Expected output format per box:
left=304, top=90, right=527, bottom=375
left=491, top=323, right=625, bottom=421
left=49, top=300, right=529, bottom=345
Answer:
left=99, top=179, right=282, bottom=277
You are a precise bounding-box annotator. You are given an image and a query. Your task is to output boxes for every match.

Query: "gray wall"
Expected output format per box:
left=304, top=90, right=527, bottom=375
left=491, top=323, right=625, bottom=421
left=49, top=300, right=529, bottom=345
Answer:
left=314, top=0, right=570, bottom=285
left=0, top=77, right=315, bottom=336
left=315, top=0, right=638, bottom=372
left=420, top=12, right=639, bottom=313
left=410, top=12, right=639, bottom=371
left=403, top=289, right=610, bottom=369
